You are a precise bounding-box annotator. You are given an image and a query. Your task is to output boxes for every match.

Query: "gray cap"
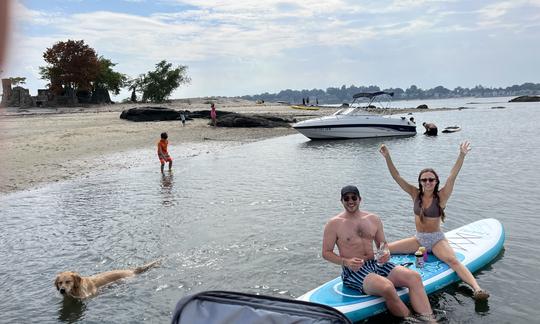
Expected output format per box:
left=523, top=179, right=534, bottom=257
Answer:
left=341, top=185, right=360, bottom=198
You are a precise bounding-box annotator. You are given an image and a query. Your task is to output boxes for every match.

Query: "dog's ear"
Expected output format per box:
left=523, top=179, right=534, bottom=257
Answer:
left=72, top=273, right=82, bottom=295
left=54, top=275, right=60, bottom=290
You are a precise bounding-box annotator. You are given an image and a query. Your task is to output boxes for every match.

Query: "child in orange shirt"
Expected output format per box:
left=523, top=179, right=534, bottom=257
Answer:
left=157, top=132, right=173, bottom=173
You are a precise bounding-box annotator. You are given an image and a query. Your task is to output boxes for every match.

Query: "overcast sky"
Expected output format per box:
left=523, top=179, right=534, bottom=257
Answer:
left=3, top=0, right=540, bottom=99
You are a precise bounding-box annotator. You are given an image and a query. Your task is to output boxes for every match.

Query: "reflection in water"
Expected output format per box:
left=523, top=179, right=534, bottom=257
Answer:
left=58, top=297, right=86, bottom=323
left=2, top=103, right=540, bottom=323
left=160, top=172, right=175, bottom=207
left=475, top=299, right=490, bottom=314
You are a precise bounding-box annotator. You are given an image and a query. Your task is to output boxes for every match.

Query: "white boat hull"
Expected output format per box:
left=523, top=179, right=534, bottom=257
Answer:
left=293, top=115, right=417, bottom=139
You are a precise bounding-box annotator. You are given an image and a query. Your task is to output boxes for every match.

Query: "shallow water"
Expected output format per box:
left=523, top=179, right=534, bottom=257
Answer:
left=1, top=97, right=539, bottom=323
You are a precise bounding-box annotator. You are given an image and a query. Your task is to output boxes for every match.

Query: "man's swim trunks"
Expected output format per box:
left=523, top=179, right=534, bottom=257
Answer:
left=341, top=259, right=396, bottom=294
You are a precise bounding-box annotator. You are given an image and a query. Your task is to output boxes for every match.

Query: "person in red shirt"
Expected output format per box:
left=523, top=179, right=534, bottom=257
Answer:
left=157, top=132, right=173, bottom=173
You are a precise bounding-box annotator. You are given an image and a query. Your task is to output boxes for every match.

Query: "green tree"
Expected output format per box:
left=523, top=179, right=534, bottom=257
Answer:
left=139, top=60, right=190, bottom=103
left=94, top=57, right=127, bottom=95
left=127, top=74, right=146, bottom=102
left=9, top=77, right=26, bottom=87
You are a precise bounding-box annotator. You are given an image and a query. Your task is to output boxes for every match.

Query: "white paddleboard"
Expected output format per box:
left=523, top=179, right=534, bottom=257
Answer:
left=297, top=218, right=505, bottom=322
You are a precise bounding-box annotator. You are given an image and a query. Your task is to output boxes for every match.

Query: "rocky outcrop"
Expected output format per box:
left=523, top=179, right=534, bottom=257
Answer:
left=119, top=107, right=294, bottom=127
left=217, top=113, right=293, bottom=128
left=509, top=96, right=540, bottom=102
left=120, top=107, right=182, bottom=121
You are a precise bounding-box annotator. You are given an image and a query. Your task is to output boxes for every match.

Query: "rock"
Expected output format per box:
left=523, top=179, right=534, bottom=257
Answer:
left=217, top=112, right=293, bottom=128
left=188, top=110, right=234, bottom=119
left=189, top=110, right=293, bottom=126
left=509, top=96, right=540, bottom=102
left=417, top=104, right=429, bottom=109
left=120, top=107, right=182, bottom=121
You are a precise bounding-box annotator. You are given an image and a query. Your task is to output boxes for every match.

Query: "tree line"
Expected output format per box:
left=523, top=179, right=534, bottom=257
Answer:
left=11, top=39, right=190, bottom=104
left=241, top=83, right=540, bottom=104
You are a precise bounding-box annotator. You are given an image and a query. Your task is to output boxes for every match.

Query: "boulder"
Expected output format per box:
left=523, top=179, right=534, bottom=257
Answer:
left=417, top=104, right=429, bottom=109
left=217, top=113, right=292, bottom=128
left=120, top=107, right=181, bottom=122
left=509, top=96, right=540, bottom=102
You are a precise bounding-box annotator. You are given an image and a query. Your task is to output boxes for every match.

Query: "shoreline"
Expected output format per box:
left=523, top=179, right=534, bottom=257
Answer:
left=0, top=112, right=296, bottom=194
left=0, top=98, right=453, bottom=194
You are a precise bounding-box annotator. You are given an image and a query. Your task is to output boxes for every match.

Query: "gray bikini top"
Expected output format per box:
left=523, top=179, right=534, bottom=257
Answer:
left=414, top=195, right=442, bottom=218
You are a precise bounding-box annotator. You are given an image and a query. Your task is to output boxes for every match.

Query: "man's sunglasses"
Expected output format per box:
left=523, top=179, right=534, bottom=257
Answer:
left=343, top=195, right=358, bottom=202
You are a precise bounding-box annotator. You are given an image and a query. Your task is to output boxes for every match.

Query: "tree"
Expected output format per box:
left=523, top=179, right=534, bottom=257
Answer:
left=39, top=39, right=100, bottom=95
left=127, top=74, right=146, bottom=102
left=138, top=60, right=191, bottom=103
left=9, top=77, right=26, bottom=87
left=94, top=57, right=127, bottom=95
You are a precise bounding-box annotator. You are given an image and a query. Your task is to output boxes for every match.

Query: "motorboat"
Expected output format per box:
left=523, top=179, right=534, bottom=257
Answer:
left=292, top=91, right=417, bottom=140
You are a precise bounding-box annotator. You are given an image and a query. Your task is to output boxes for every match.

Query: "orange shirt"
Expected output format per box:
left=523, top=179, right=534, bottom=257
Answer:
left=157, top=139, right=168, bottom=155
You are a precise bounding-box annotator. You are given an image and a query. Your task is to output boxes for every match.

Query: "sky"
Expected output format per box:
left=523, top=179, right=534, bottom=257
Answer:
left=3, top=0, right=540, bottom=100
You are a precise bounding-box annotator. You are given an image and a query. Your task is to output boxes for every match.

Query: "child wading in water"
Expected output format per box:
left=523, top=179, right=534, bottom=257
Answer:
left=157, top=132, right=173, bottom=173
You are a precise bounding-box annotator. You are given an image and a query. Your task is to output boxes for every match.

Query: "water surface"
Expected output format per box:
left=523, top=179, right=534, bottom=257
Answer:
left=1, top=97, right=539, bottom=323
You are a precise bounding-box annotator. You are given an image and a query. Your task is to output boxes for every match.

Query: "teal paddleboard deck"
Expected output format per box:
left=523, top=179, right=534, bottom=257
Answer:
left=297, top=218, right=505, bottom=322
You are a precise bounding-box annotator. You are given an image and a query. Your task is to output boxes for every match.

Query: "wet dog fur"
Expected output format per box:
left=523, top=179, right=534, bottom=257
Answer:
left=55, top=260, right=159, bottom=298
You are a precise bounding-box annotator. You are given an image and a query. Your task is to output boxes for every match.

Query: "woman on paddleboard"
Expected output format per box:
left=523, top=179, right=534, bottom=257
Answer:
left=379, top=141, right=489, bottom=300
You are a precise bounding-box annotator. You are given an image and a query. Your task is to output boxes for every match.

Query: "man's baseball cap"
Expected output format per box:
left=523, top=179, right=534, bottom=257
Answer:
left=341, top=185, right=360, bottom=198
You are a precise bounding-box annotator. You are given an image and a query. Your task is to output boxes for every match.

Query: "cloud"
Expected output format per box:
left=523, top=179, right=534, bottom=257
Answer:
left=5, top=0, right=540, bottom=97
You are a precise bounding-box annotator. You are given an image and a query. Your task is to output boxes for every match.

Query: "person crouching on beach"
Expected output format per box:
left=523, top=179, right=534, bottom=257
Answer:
left=157, top=132, right=173, bottom=173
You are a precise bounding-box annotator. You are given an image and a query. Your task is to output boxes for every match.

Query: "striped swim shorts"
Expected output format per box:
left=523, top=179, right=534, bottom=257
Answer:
left=341, top=259, right=396, bottom=295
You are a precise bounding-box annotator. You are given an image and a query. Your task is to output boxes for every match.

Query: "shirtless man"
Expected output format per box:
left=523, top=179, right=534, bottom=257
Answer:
left=322, top=185, right=433, bottom=318
left=422, top=122, right=438, bottom=136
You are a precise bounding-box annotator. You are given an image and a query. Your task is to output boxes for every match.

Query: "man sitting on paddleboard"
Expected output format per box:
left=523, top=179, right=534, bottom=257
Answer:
left=322, top=185, right=434, bottom=318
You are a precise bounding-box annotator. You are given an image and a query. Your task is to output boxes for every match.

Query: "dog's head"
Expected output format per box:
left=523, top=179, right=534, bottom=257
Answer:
left=55, top=272, right=82, bottom=297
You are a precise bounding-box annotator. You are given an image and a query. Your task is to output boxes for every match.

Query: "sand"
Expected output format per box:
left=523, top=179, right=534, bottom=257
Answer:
left=0, top=98, right=331, bottom=194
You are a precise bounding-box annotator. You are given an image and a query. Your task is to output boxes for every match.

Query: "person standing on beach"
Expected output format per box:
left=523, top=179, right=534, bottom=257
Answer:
left=210, top=103, right=217, bottom=127
left=157, top=132, right=173, bottom=173
left=379, top=142, right=489, bottom=300
left=323, top=185, right=433, bottom=319
left=180, top=112, right=186, bottom=127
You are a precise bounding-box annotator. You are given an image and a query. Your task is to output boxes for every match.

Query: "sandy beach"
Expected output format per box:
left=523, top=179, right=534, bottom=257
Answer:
left=0, top=98, right=332, bottom=194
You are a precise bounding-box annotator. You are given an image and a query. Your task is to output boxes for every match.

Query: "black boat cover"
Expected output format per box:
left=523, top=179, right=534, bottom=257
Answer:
left=171, top=290, right=352, bottom=324
left=353, top=91, right=394, bottom=99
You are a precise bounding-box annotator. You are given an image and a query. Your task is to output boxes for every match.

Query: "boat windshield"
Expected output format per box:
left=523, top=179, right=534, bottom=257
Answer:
left=333, top=107, right=373, bottom=116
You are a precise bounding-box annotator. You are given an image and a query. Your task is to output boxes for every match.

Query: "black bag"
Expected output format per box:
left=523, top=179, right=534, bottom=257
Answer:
left=171, top=290, right=352, bottom=324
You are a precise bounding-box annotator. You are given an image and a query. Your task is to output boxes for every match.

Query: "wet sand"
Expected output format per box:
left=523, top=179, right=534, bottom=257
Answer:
left=0, top=98, right=324, bottom=194
left=0, top=97, right=442, bottom=194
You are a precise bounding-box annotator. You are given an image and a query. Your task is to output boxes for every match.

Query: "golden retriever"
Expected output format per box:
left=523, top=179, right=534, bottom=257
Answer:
left=55, top=260, right=159, bottom=298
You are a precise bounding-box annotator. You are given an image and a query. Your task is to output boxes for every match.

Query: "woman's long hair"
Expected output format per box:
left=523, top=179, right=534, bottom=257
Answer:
left=417, top=168, right=446, bottom=223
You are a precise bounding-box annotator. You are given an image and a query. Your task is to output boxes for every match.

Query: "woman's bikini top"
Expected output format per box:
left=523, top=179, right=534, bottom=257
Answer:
left=414, top=195, right=442, bottom=218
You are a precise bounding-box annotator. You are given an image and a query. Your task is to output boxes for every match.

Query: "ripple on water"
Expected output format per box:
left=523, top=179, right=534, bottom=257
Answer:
left=2, top=102, right=540, bottom=322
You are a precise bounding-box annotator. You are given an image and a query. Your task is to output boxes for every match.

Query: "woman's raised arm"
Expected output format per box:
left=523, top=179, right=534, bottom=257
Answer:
left=439, top=141, right=471, bottom=204
left=379, top=144, right=417, bottom=198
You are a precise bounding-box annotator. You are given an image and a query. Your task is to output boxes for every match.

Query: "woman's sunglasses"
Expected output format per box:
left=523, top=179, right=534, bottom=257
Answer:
left=420, top=177, right=437, bottom=183
left=343, top=195, right=358, bottom=202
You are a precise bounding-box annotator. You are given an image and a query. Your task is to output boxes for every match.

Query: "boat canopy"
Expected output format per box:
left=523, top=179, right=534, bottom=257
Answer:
left=352, top=91, right=394, bottom=99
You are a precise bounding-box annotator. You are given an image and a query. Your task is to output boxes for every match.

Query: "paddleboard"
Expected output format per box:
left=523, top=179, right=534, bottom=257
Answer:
left=297, top=218, right=504, bottom=322
left=442, top=126, right=461, bottom=133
